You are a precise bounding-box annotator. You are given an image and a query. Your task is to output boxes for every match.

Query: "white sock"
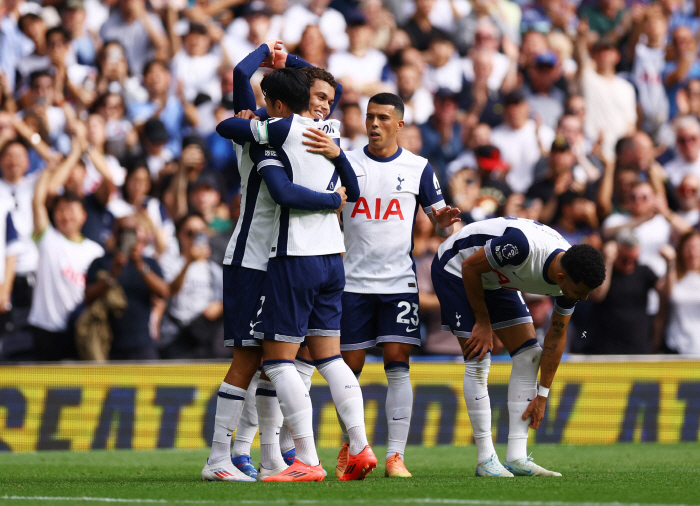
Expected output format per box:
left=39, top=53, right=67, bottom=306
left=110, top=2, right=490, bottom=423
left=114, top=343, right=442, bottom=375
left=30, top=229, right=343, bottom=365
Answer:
left=337, top=369, right=361, bottom=445
left=256, top=379, right=286, bottom=470
left=295, top=357, right=315, bottom=390
left=463, top=354, right=495, bottom=463
left=232, top=369, right=260, bottom=458
left=316, top=355, right=367, bottom=455
left=385, top=362, right=412, bottom=460
left=279, top=358, right=316, bottom=453
left=506, top=341, right=541, bottom=462
left=264, top=360, right=318, bottom=466
left=209, top=381, right=246, bottom=464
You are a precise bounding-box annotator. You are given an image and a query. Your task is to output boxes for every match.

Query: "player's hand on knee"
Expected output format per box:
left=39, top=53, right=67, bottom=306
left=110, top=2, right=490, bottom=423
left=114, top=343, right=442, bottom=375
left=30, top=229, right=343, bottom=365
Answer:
left=335, top=186, right=347, bottom=212
left=523, top=396, right=547, bottom=429
left=236, top=110, right=259, bottom=120
left=464, top=322, right=492, bottom=361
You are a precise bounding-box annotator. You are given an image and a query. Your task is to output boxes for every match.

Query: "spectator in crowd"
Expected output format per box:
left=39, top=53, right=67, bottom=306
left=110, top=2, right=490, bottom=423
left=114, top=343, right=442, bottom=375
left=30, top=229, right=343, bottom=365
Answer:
left=491, top=89, right=555, bottom=194
left=0, top=186, right=19, bottom=336
left=15, top=13, right=49, bottom=95
left=446, top=122, right=492, bottom=180
left=422, top=34, right=463, bottom=94
left=282, top=0, right=348, bottom=53
left=159, top=212, right=223, bottom=359
left=522, top=51, right=566, bottom=130
left=94, top=41, right=149, bottom=108
left=394, top=64, right=434, bottom=125
left=328, top=14, right=388, bottom=98
left=662, top=230, right=700, bottom=354
left=60, top=0, right=97, bottom=67
left=401, top=0, right=445, bottom=52
left=459, top=49, right=505, bottom=128
left=85, top=215, right=169, bottom=360
left=142, top=118, right=174, bottom=184
left=419, top=88, right=465, bottom=184
left=463, top=17, right=514, bottom=93
left=576, top=24, right=637, bottom=158
left=99, top=0, right=168, bottom=78
left=28, top=147, right=105, bottom=360
left=663, top=116, right=700, bottom=187
left=663, top=25, right=700, bottom=118
left=339, top=102, right=369, bottom=151
left=294, top=24, right=331, bottom=69
left=675, top=175, right=700, bottom=227
left=587, top=231, right=669, bottom=354
left=397, top=123, right=423, bottom=155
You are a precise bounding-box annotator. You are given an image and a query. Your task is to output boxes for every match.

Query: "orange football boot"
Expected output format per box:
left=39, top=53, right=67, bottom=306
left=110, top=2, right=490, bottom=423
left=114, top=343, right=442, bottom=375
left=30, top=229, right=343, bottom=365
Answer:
left=335, top=443, right=350, bottom=479
left=385, top=453, right=412, bottom=478
left=338, top=446, right=377, bottom=481
left=262, top=459, right=325, bottom=482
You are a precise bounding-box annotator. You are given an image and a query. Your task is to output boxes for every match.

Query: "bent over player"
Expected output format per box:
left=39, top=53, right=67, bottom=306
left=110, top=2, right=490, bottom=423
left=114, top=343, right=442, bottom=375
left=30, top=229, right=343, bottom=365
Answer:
left=337, top=93, right=460, bottom=478
left=431, top=217, right=605, bottom=477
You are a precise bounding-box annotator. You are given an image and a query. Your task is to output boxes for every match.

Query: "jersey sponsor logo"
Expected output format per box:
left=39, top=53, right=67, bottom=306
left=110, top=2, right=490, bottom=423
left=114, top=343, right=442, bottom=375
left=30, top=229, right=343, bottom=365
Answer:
left=502, top=244, right=518, bottom=259
left=396, top=176, right=405, bottom=191
left=433, top=173, right=442, bottom=195
left=350, top=197, right=404, bottom=220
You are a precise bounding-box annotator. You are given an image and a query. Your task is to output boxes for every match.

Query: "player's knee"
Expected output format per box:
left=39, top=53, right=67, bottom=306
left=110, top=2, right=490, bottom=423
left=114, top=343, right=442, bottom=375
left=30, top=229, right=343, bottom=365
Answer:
left=511, top=339, right=542, bottom=367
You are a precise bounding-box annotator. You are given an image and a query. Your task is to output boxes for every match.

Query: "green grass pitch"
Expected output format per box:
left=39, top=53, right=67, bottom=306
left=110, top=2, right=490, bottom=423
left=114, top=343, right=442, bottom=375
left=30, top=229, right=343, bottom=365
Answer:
left=0, top=444, right=698, bottom=506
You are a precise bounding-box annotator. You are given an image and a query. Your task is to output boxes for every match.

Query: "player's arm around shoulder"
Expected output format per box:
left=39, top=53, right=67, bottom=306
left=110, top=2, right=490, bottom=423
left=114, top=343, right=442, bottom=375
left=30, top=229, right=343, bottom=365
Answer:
left=524, top=309, right=572, bottom=429
left=302, top=127, right=360, bottom=201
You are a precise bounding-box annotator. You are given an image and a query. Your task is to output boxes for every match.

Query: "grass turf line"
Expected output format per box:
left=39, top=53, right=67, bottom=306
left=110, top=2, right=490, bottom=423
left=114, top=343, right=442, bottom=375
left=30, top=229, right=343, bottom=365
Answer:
left=0, top=444, right=698, bottom=506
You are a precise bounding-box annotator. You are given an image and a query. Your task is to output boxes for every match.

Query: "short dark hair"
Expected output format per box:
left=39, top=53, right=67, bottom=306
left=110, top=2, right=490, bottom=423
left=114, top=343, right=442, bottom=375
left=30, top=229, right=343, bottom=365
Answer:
left=300, top=66, right=337, bottom=91
left=175, top=211, right=207, bottom=235
left=0, top=140, right=29, bottom=160
left=143, top=59, right=169, bottom=77
left=368, top=93, right=405, bottom=119
left=54, top=191, right=84, bottom=209
left=260, top=68, right=310, bottom=115
left=560, top=244, right=606, bottom=289
left=46, top=26, right=69, bottom=44
left=29, top=70, right=53, bottom=89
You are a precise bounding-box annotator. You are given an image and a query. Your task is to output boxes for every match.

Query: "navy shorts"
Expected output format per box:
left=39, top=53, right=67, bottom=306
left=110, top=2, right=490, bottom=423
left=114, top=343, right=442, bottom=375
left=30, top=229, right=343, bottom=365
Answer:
left=340, top=292, right=421, bottom=351
left=255, top=254, right=344, bottom=343
left=223, top=265, right=265, bottom=347
left=431, top=256, right=532, bottom=338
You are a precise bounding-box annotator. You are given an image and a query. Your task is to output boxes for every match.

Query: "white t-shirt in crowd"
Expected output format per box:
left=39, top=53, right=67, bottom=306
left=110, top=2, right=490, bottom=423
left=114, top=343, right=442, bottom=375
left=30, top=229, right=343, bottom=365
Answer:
left=161, top=256, right=223, bottom=325
left=582, top=68, right=637, bottom=158
left=666, top=271, right=700, bottom=354
left=171, top=49, right=223, bottom=106
left=402, top=87, right=434, bottom=125
left=282, top=4, right=348, bottom=51
left=328, top=49, right=387, bottom=87
left=663, top=154, right=700, bottom=188
left=0, top=173, right=40, bottom=275
left=28, top=227, right=104, bottom=332
left=463, top=51, right=511, bottom=92
left=491, top=119, right=555, bottom=194
left=422, top=57, right=465, bottom=93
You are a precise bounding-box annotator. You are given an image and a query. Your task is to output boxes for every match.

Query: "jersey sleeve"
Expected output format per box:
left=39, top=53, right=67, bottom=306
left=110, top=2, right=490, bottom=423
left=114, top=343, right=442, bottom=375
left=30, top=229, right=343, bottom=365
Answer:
left=553, top=296, right=577, bottom=316
left=418, top=162, right=446, bottom=213
left=484, top=228, right=531, bottom=269
left=216, top=116, right=292, bottom=146
left=233, top=44, right=269, bottom=113
left=250, top=143, right=341, bottom=211
left=332, top=150, right=360, bottom=202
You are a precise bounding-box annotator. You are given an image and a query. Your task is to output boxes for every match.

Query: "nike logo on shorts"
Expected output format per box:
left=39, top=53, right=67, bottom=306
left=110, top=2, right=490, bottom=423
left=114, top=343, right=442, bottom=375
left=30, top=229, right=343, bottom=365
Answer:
left=406, top=326, right=417, bottom=332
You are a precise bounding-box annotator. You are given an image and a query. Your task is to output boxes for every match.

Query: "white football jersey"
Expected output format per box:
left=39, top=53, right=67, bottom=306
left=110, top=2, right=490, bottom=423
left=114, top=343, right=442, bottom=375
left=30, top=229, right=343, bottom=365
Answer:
left=436, top=217, right=573, bottom=304
left=342, top=147, right=446, bottom=294
left=222, top=142, right=278, bottom=271
left=251, top=115, right=345, bottom=257
left=28, top=227, right=105, bottom=332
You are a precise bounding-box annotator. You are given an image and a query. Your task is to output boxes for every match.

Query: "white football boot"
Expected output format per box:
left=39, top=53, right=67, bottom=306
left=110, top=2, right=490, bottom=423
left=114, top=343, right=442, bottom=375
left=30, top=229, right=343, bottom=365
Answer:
left=256, top=464, right=289, bottom=481
left=504, top=455, right=562, bottom=477
left=201, top=458, right=257, bottom=482
left=475, top=454, right=514, bottom=477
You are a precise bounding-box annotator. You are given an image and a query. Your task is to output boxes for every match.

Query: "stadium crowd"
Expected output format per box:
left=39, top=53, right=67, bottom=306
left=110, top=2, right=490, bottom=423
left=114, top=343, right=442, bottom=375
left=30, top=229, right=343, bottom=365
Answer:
left=0, top=0, right=699, bottom=361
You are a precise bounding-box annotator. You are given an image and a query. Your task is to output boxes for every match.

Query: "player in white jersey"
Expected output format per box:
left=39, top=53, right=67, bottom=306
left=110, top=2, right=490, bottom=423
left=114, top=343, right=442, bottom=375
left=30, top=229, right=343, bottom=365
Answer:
left=203, top=66, right=347, bottom=482
left=337, top=93, right=460, bottom=478
left=431, top=217, right=605, bottom=477
left=218, top=68, right=377, bottom=482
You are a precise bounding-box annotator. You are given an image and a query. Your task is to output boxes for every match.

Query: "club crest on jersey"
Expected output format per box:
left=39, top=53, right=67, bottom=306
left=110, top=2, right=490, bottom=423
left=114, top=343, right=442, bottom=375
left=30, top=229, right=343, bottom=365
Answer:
left=396, top=176, right=405, bottom=191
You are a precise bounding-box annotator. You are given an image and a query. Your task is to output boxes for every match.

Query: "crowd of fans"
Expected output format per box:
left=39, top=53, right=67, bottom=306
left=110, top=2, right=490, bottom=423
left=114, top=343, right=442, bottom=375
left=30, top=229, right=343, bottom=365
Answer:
left=1, top=0, right=700, bottom=361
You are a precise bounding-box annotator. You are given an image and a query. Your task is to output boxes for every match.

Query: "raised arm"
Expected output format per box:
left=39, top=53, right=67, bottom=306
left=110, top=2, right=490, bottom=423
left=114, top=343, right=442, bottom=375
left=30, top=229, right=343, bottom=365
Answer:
left=33, top=161, right=56, bottom=239
left=233, top=41, right=282, bottom=113
left=216, top=116, right=259, bottom=144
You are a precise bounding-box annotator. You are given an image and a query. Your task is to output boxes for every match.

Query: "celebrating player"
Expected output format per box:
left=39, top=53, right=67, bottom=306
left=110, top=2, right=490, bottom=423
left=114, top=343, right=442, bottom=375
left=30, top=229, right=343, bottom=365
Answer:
left=216, top=40, right=346, bottom=480
left=431, top=218, right=605, bottom=477
left=217, top=69, right=377, bottom=482
left=202, top=68, right=348, bottom=482
left=337, top=93, right=460, bottom=478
